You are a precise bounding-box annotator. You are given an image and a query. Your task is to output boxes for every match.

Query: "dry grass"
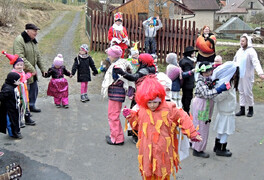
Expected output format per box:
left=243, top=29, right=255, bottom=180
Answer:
left=0, top=0, right=84, bottom=85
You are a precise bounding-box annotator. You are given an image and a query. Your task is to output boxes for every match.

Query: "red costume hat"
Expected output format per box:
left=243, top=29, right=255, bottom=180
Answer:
left=114, top=12, right=123, bottom=21
left=135, top=75, right=165, bottom=109
left=2, top=51, right=19, bottom=65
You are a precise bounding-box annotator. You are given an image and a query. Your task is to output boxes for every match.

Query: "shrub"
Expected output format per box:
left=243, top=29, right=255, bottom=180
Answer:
left=0, top=0, right=20, bottom=27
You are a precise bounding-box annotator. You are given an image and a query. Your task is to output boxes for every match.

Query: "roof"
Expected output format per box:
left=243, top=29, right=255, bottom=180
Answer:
left=110, top=0, right=194, bottom=15
left=216, top=0, right=247, bottom=14
left=215, top=17, right=254, bottom=33
left=182, top=0, right=220, bottom=11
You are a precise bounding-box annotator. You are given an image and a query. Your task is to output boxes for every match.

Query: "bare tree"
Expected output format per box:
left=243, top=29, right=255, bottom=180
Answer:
left=138, top=0, right=171, bottom=18
left=250, top=12, right=264, bottom=27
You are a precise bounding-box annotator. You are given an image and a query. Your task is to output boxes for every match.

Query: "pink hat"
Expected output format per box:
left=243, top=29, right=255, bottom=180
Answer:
left=53, top=54, right=64, bottom=67
left=106, top=45, right=123, bottom=58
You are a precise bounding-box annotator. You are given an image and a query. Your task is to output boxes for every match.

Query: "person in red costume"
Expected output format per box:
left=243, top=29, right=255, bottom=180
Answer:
left=196, top=25, right=216, bottom=63
left=122, top=75, right=202, bottom=180
left=108, top=12, right=129, bottom=58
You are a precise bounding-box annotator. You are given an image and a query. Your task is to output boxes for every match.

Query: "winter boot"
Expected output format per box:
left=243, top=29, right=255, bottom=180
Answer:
left=84, top=94, right=90, bottom=101
left=235, top=106, right=245, bottom=116
left=247, top=106, right=254, bottom=117
left=213, top=138, right=220, bottom=152
left=216, top=143, right=232, bottom=157
left=25, top=113, right=36, bottom=126
left=193, top=149, right=210, bottom=158
left=80, top=94, right=86, bottom=102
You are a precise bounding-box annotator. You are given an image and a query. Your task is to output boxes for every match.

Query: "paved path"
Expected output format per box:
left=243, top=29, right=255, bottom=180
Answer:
left=1, top=94, right=264, bottom=180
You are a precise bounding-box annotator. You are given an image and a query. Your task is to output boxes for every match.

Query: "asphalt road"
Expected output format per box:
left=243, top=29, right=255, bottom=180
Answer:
left=0, top=94, right=264, bottom=180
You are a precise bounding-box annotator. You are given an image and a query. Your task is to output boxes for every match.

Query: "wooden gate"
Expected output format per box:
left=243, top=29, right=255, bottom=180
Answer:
left=86, top=10, right=198, bottom=63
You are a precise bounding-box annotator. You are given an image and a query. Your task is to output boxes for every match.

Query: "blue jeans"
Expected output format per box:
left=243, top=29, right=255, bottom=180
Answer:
left=28, top=80, right=38, bottom=108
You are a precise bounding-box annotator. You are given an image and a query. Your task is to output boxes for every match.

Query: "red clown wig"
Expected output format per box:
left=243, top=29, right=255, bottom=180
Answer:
left=135, top=75, right=166, bottom=109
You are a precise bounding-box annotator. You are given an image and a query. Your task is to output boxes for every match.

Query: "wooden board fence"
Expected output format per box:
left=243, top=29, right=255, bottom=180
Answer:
left=86, top=10, right=198, bottom=63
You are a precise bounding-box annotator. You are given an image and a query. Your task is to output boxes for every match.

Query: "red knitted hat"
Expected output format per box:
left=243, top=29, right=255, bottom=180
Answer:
left=138, top=53, right=155, bottom=67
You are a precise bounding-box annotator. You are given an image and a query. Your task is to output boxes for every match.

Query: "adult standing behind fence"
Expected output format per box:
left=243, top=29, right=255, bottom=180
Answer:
left=13, top=23, right=46, bottom=113
left=233, top=33, right=264, bottom=117
left=108, top=12, right=129, bottom=58
left=196, top=25, right=216, bottom=63
left=143, top=16, right=162, bottom=55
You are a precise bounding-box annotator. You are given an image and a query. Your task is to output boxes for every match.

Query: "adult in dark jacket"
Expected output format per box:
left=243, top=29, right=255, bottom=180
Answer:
left=71, top=44, right=98, bottom=102
left=179, top=46, right=197, bottom=114
left=13, top=23, right=46, bottom=113
left=114, top=53, right=156, bottom=144
left=0, top=72, right=22, bottom=139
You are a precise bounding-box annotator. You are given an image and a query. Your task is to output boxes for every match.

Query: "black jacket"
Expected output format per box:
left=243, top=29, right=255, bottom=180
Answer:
left=121, top=65, right=156, bottom=82
left=0, top=83, right=20, bottom=134
left=71, top=56, right=98, bottom=82
left=179, top=57, right=195, bottom=89
left=45, top=66, right=71, bottom=79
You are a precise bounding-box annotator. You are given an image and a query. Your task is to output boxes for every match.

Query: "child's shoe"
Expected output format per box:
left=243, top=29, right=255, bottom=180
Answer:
left=12, top=132, right=23, bottom=139
left=84, top=94, right=90, bottom=101
left=0, top=152, right=4, bottom=157
left=55, top=104, right=61, bottom=108
left=80, top=94, right=86, bottom=102
left=63, top=104, right=69, bottom=109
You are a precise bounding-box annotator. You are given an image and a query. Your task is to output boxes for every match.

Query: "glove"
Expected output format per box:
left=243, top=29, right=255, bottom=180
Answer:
left=92, top=71, right=98, bottom=76
left=122, top=38, right=129, bottom=45
left=215, top=82, right=230, bottom=94
left=122, top=106, right=131, bottom=118
left=112, top=37, right=121, bottom=44
left=113, top=67, right=125, bottom=76
left=191, top=132, right=202, bottom=142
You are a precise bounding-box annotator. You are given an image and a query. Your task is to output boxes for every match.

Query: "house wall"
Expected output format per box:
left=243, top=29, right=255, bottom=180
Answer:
left=112, top=0, right=149, bottom=19
left=183, top=11, right=215, bottom=31
left=111, top=0, right=175, bottom=19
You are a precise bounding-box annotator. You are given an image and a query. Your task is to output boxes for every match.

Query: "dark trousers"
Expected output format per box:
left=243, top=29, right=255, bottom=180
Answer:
left=182, top=88, right=193, bottom=114
left=28, top=80, right=38, bottom=108
left=144, top=37, right=156, bottom=54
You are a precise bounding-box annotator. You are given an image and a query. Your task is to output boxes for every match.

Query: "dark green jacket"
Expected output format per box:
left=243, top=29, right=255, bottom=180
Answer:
left=13, top=31, right=46, bottom=84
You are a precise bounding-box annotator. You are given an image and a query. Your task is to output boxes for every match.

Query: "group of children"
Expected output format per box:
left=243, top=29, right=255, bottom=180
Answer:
left=0, top=44, right=98, bottom=140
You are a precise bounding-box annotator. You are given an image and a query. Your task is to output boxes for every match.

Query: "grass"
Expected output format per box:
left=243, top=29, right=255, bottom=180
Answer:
left=217, top=38, right=240, bottom=43
left=38, top=11, right=76, bottom=55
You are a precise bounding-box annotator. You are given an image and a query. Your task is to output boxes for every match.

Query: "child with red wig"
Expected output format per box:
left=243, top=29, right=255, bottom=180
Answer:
left=122, top=75, right=202, bottom=180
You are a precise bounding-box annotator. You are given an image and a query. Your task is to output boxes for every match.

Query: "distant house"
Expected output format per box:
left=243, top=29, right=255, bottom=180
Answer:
left=215, top=17, right=254, bottom=39
left=216, top=0, right=264, bottom=23
left=110, top=0, right=194, bottom=21
left=181, top=0, right=220, bottom=30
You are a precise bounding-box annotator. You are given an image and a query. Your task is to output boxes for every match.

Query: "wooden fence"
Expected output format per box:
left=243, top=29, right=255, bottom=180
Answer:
left=86, top=10, right=198, bottom=63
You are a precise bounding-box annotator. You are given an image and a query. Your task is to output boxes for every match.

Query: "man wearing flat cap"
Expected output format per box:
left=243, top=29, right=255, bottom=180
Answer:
left=13, top=23, right=46, bottom=113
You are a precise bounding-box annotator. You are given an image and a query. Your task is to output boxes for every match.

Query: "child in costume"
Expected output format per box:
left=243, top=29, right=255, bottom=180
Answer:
left=101, top=45, right=132, bottom=145
left=191, top=61, right=230, bottom=158
left=71, top=44, right=98, bottom=102
left=45, top=54, right=71, bottom=108
left=143, top=16, right=163, bottom=54
left=2, top=51, right=36, bottom=127
left=0, top=72, right=23, bottom=139
left=166, top=53, right=182, bottom=107
left=212, top=61, right=239, bottom=157
left=127, top=42, right=140, bottom=74
left=114, top=53, right=156, bottom=144
left=213, top=55, right=222, bottom=69
left=179, top=46, right=197, bottom=114
left=122, top=75, right=202, bottom=180
left=108, top=12, right=129, bottom=58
